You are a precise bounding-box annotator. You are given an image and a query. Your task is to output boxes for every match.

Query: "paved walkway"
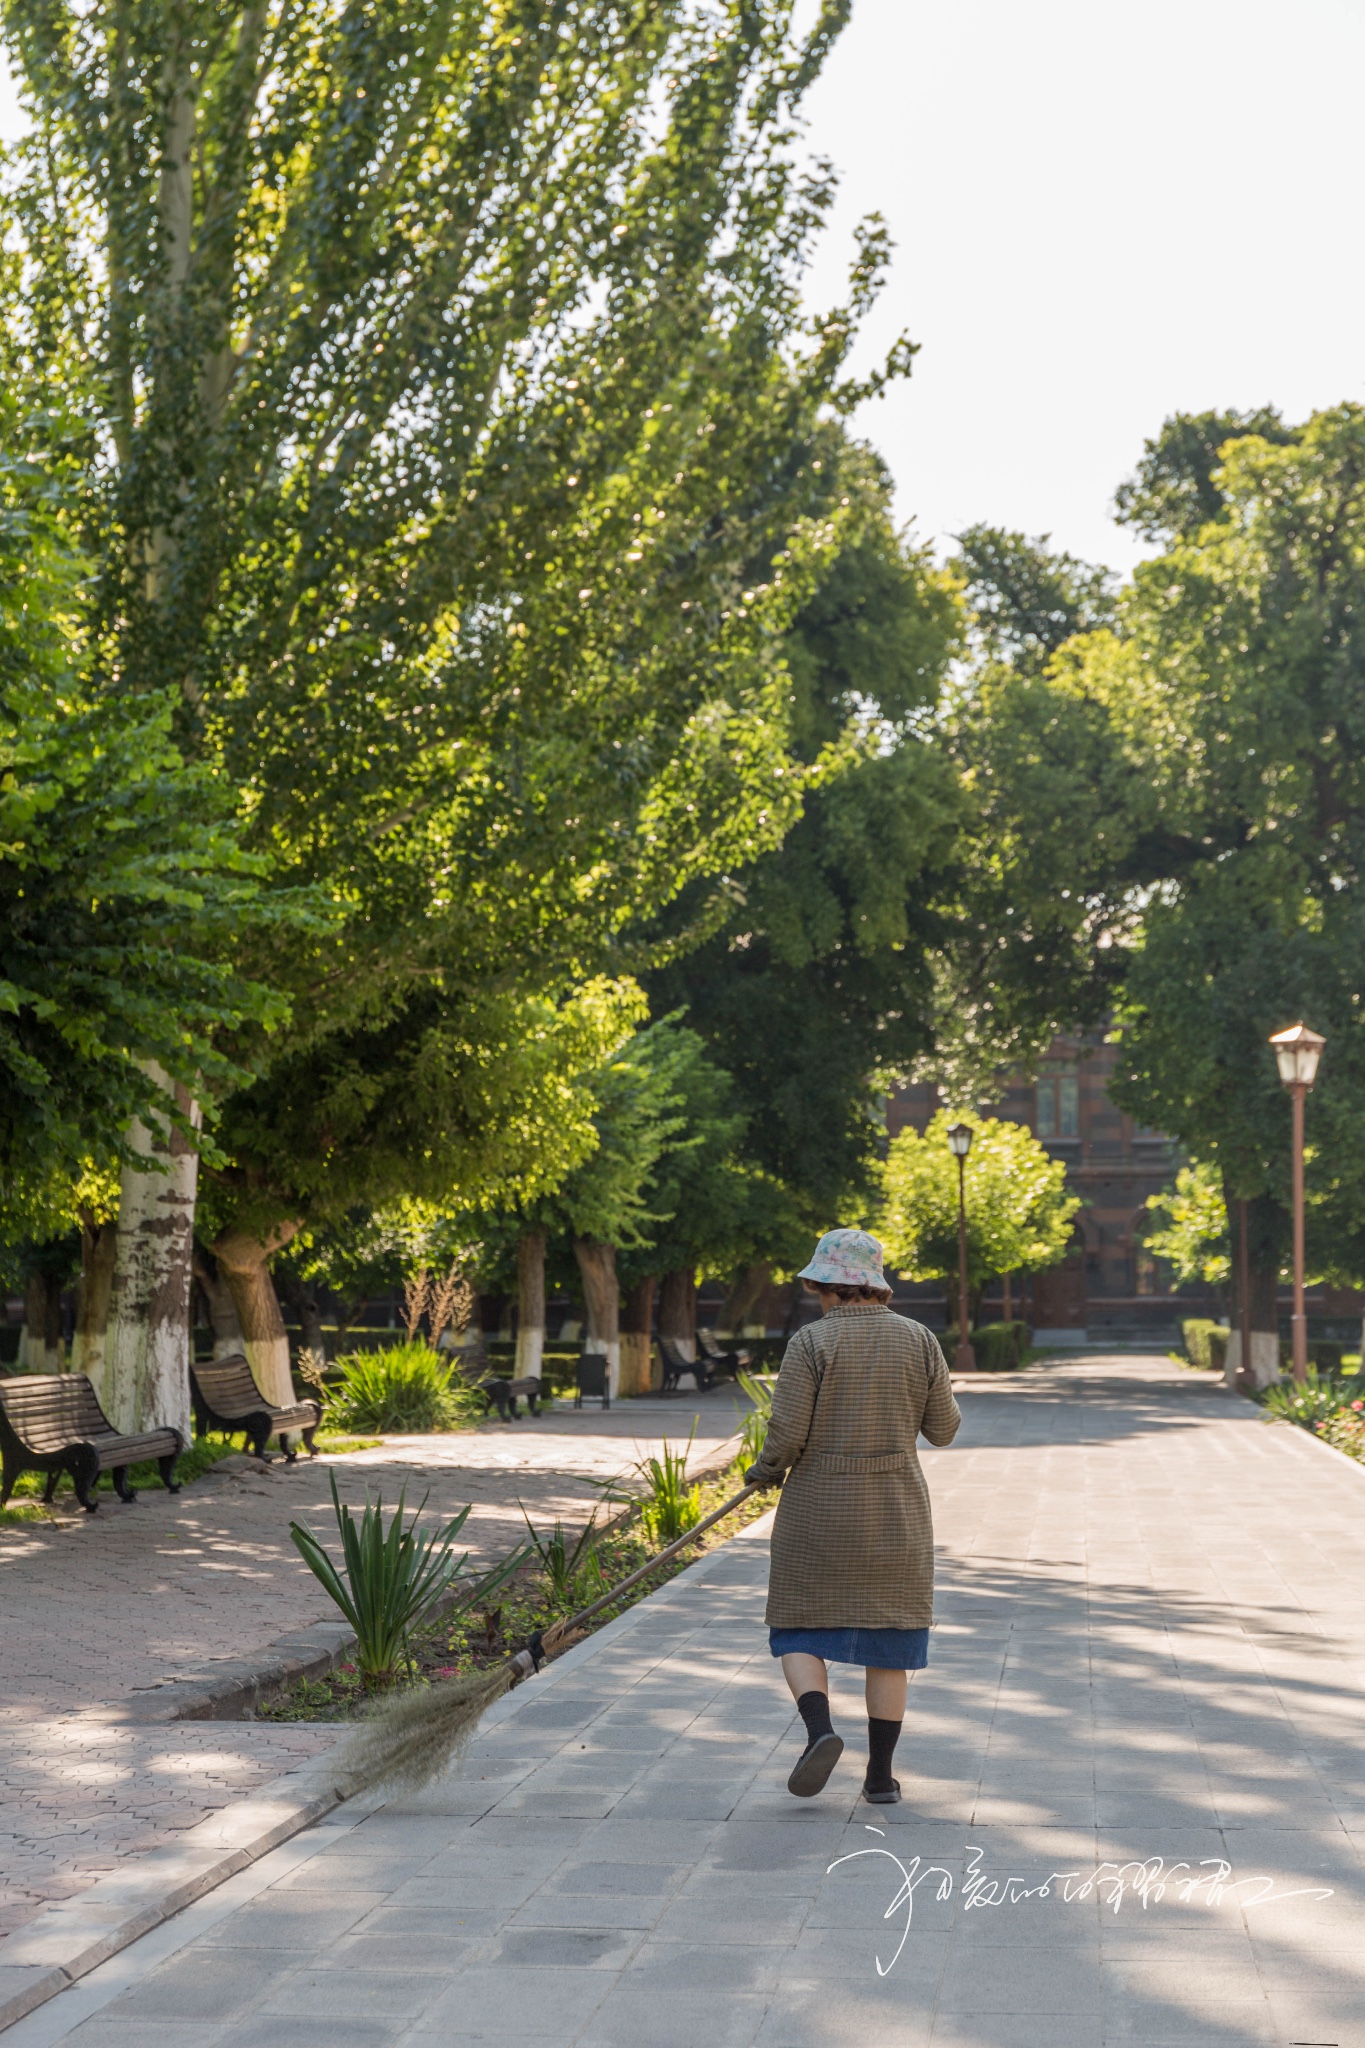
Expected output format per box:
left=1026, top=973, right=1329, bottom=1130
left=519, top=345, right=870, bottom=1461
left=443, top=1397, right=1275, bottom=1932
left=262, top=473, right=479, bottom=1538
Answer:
left=11, top=1354, right=1365, bottom=2047
left=0, top=1395, right=746, bottom=1944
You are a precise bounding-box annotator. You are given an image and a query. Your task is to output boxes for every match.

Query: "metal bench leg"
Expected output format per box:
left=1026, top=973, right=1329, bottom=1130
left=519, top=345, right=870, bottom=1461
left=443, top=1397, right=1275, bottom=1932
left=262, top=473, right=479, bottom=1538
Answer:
left=157, top=1454, right=181, bottom=1494
left=72, top=1450, right=99, bottom=1512
left=42, top=1467, right=61, bottom=1504
left=0, top=1451, right=22, bottom=1509
left=302, top=1423, right=319, bottom=1457
left=111, top=1465, right=137, bottom=1503
left=280, top=1433, right=299, bottom=1464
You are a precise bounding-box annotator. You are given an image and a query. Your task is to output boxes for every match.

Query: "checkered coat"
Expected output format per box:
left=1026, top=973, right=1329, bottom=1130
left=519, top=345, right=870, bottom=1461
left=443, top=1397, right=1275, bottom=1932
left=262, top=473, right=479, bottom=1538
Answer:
left=752, top=1303, right=961, bottom=1629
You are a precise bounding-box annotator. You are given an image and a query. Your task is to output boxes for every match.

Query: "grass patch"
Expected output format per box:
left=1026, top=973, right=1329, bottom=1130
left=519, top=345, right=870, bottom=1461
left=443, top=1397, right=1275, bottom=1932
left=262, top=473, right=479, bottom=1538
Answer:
left=258, top=1457, right=771, bottom=1722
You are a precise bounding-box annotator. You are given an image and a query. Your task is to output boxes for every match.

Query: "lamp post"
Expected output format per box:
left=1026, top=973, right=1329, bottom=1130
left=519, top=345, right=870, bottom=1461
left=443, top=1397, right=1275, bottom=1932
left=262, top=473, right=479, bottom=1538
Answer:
left=1269, top=1023, right=1325, bottom=1386
left=946, top=1121, right=976, bottom=1372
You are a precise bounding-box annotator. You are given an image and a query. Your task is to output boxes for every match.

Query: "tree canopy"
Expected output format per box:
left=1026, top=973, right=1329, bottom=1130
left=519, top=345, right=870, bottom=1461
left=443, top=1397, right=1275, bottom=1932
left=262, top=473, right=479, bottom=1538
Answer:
left=879, top=1109, right=1079, bottom=1300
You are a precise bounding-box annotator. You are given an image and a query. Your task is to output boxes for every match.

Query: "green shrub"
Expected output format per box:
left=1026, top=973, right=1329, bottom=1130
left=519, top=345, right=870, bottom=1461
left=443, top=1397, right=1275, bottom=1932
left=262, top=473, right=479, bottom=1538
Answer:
left=324, top=1343, right=482, bottom=1434
left=1279, top=1338, right=1343, bottom=1376
left=289, top=1476, right=527, bottom=1685
left=1182, top=1319, right=1228, bottom=1373
left=600, top=1427, right=702, bottom=1547
left=943, top=1321, right=1028, bottom=1370
left=1260, top=1365, right=1344, bottom=1431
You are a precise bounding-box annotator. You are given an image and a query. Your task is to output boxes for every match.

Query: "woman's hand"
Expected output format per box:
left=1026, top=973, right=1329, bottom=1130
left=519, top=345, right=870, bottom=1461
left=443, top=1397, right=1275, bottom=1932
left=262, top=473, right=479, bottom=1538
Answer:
left=745, top=1464, right=782, bottom=1490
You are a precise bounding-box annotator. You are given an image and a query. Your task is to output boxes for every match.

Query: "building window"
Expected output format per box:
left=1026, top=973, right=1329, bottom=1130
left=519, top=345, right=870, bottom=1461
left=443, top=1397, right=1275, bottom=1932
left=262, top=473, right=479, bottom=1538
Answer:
left=1036, top=1068, right=1079, bottom=1139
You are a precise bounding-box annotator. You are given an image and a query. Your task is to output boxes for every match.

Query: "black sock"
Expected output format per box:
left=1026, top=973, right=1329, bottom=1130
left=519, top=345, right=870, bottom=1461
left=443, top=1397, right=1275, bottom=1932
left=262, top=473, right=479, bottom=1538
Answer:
left=796, top=1690, right=834, bottom=1750
left=866, top=1715, right=901, bottom=1790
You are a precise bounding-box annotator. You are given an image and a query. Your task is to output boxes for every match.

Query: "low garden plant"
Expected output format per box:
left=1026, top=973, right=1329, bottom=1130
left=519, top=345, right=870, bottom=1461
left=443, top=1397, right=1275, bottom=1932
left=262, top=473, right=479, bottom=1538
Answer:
left=322, top=1342, right=484, bottom=1435
left=598, top=1426, right=703, bottom=1545
left=519, top=1504, right=604, bottom=1605
left=289, top=1475, right=529, bottom=1687
left=1257, top=1362, right=1365, bottom=1467
left=736, top=1368, right=774, bottom=1469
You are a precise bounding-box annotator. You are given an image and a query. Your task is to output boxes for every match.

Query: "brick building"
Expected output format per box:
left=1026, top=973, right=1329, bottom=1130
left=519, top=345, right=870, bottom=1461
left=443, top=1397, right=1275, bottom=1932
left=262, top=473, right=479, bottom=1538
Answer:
left=885, top=1032, right=1217, bottom=1347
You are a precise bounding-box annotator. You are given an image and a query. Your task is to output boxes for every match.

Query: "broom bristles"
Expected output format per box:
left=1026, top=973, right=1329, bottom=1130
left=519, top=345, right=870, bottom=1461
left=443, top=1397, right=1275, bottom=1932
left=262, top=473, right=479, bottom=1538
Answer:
left=340, top=1660, right=514, bottom=1794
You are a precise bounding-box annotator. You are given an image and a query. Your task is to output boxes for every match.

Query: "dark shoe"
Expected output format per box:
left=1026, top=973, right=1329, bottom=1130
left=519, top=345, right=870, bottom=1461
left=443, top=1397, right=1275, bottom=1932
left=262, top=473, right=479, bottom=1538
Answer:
left=862, top=1776, right=901, bottom=1805
left=787, top=1731, right=843, bottom=1797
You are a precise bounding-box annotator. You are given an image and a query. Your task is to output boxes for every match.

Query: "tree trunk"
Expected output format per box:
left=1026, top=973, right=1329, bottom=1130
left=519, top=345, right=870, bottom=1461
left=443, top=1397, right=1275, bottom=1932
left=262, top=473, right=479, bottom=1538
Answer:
left=657, top=1266, right=697, bottom=1362
left=1223, top=1181, right=1286, bottom=1390
left=21, top=1271, right=63, bottom=1373
left=619, top=1276, right=656, bottom=1397
left=192, top=1247, right=247, bottom=1359
left=717, top=1259, right=771, bottom=1336
left=516, top=1228, right=546, bottom=1385
left=71, top=1221, right=118, bottom=1381
left=211, top=1225, right=300, bottom=1407
left=102, top=1068, right=201, bottom=1438
left=573, top=1239, right=620, bottom=1397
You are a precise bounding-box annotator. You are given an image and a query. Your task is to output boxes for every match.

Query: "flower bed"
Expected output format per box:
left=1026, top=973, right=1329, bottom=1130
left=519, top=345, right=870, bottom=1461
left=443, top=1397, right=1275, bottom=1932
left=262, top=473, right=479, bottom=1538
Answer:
left=258, top=1458, right=770, bottom=1723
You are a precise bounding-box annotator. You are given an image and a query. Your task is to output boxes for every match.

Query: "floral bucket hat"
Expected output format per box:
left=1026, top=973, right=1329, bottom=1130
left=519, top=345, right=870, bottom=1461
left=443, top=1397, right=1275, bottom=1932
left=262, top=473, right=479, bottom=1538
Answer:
left=797, top=1228, right=887, bottom=1290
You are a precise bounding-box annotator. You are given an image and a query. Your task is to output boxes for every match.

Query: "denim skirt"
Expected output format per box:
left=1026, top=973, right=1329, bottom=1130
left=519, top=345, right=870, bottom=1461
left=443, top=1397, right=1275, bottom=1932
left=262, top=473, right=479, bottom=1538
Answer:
left=768, top=1626, right=929, bottom=1670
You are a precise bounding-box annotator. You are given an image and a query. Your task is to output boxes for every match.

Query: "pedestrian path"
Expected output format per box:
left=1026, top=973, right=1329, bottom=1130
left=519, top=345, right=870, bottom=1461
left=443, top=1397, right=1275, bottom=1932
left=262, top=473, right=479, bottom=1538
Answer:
left=0, top=1395, right=745, bottom=1946
left=11, top=1355, right=1364, bottom=2047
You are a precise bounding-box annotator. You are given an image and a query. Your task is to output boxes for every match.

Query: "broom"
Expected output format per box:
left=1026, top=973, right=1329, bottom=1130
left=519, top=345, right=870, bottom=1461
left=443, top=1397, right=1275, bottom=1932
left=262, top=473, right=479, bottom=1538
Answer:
left=340, top=1478, right=761, bottom=1794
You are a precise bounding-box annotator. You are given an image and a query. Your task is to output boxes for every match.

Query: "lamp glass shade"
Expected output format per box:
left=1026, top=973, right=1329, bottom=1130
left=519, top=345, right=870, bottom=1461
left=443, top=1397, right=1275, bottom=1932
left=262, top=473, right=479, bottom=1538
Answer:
left=1269, top=1024, right=1325, bottom=1090
left=946, top=1121, right=974, bottom=1158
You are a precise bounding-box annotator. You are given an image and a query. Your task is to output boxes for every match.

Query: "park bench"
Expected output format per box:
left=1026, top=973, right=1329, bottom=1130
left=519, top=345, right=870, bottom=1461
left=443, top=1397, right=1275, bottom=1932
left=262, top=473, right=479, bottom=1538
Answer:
left=190, top=1355, right=321, bottom=1461
left=697, top=1329, right=750, bottom=1381
left=476, top=1374, right=543, bottom=1420
left=0, top=1372, right=183, bottom=1512
left=659, top=1336, right=722, bottom=1395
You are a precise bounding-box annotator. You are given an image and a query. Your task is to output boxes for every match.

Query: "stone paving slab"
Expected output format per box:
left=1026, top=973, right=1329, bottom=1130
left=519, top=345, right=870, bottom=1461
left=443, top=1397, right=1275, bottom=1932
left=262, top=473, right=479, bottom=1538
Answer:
left=11, top=1355, right=1365, bottom=2047
left=0, top=1395, right=744, bottom=1949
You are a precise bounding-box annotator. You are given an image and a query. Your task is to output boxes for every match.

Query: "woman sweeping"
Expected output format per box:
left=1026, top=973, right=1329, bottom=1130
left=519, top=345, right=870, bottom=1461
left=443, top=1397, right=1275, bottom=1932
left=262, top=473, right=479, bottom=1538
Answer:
left=746, top=1228, right=961, bottom=1804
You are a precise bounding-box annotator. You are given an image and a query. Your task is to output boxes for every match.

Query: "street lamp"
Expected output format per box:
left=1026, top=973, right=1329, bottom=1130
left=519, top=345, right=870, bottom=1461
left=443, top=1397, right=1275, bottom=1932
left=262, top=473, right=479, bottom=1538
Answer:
left=1269, top=1023, right=1325, bottom=1385
left=946, top=1121, right=976, bottom=1372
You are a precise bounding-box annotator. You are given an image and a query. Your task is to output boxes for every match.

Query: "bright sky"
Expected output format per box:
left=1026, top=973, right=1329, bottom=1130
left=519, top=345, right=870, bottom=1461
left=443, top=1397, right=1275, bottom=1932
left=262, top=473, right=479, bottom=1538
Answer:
left=5, top=1, right=1363, bottom=577
left=799, top=0, right=1365, bottom=573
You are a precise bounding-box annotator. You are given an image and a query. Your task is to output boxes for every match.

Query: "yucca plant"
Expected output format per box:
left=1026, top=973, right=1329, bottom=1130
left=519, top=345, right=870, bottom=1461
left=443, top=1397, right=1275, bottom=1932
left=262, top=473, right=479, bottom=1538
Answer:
left=323, top=1342, right=483, bottom=1434
left=520, top=1505, right=603, bottom=1605
left=290, top=1475, right=527, bottom=1686
left=736, top=1368, right=775, bottom=1469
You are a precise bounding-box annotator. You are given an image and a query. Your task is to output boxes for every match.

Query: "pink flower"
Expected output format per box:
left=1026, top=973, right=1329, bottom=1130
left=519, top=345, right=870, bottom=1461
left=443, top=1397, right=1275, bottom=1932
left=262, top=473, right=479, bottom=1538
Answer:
left=1352, top=1400, right=1363, bottom=1412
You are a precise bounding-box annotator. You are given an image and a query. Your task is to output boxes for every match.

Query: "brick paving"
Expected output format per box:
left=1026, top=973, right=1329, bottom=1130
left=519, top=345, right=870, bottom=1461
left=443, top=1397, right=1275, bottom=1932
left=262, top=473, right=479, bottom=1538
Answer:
left=15, top=1355, right=1365, bottom=2048
left=0, top=1395, right=746, bottom=1947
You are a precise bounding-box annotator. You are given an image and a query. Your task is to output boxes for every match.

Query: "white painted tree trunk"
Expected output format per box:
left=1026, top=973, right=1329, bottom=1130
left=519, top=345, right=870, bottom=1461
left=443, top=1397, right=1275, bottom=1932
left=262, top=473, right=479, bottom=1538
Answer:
left=574, top=1238, right=620, bottom=1398
left=211, top=1226, right=300, bottom=1407
left=516, top=1228, right=546, bottom=1387
left=101, top=1069, right=200, bottom=1439
left=1224, top=1330, right=1281, bottom=1390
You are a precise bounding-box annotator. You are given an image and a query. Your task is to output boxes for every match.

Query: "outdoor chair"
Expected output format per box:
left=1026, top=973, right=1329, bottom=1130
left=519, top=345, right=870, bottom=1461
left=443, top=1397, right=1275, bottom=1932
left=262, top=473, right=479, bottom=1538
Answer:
left=574, top=1353, right=611, bottom=1410
left=0, top=1372, right=183, bottom=1512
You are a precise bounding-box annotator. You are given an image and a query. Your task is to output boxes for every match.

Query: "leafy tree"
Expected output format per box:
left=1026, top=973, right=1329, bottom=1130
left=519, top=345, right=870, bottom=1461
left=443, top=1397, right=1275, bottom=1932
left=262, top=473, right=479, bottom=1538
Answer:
left=0, top=0, right=906, bottom=1415
left=922, top=527, right=1132, bottom=1101
left=1112, top=407, right=1298, bottom=544
left=879, top=1110, right=1079, bottom=1319
left=1058, top=405, right=1365, bottom=1368
left=646, top=441, right=962, bottom=1248
left=1142, top=1162, right=1228, bottom=1287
